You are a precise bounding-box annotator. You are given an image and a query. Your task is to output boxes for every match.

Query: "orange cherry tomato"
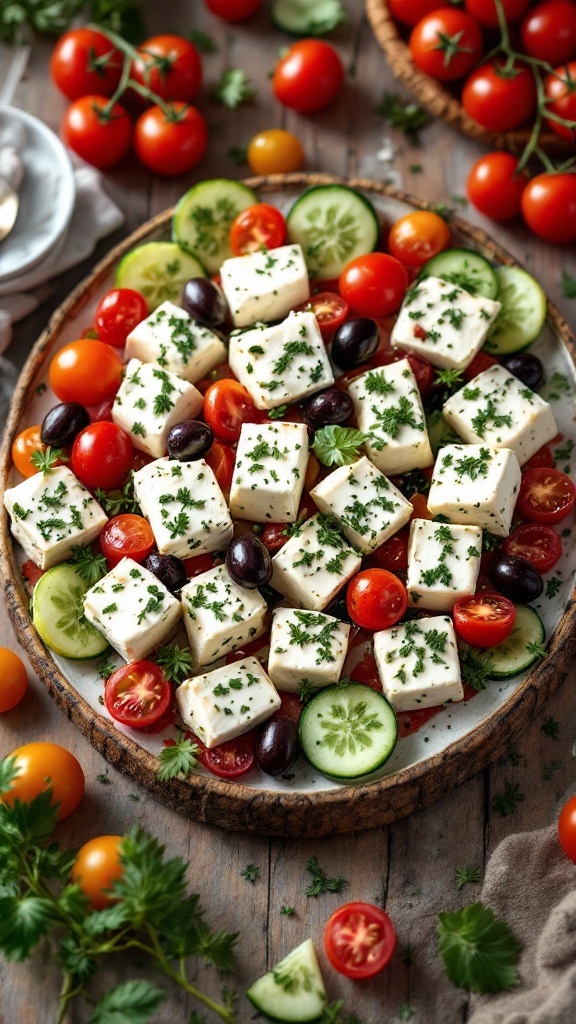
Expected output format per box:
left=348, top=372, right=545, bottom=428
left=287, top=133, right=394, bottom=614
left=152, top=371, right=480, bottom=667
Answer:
left=388, top=211, right=451, bottom=269
left=559, top=795, right=576, bottom=862
left=49, top=340, right=123, bottom=405
left=410, top=493, right=432, bottom=520
left=1, top=742, right=85, bottom=821
left=0, top=648, right=28, bottom=711
left=71, top=835, right=123, bottom=909
left=12, top=425, right=62, bottom=478
left=247, top=129, right=304, bottom=175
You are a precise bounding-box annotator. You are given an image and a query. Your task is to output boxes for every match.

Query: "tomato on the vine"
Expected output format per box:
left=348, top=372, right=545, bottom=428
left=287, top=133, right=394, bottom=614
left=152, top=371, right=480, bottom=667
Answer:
left=388, top=211, right=451, bottom=269
left=131, top=35, right=202, bottom=102
left=71, top=421, right=132, bottom=490
left=296, top=292, right=349, bottom=342
left=324, top=902, right=396, bottom=980
left=50, top=340, right=123, bottom=406
left=409, top=9, right=483, bottom=82
left=521, top=173, right=576, bottom=245
left=134, top=103, right=208, bottom=176
left=453, top=594, right=517, bottom=648
left=100, top=514, right=155, bottom=568
left=72, top=836, right=123, bottom=910
left=229, top=204, right=287, bottom=256
left=462, top=60, right=537, bottom=132
left=467, top=153, right=529, bottom=221
left=339, top=253, right=408, bottom=318
left=465, top=0, right=529, bottom=26
left=521, top=0, right=576, bottom=66
left=104, top=661, right=171, bottom=729
left=544, top=63, right=576, bottom=143
left=247, top=129, right=304, bottom=175
left=201, top=737, right=255, bottom=778
left=518, top=467, right=576, bottom=524
left=559, top=795, right=576, bottom=862
left=205, top=442, right=236, bottom=495
left=0, top=648, right=28, bottom=712
left=504, top=523, right=562, bottom=574
left=95, top=289, right=148, bottom=348
left=50, top=28, right=123, bottom=101
left=347, top=569, right=407, bottom=631
left=1, top=742, right=84, bottom=821
left=273, top=40, right=344, bottom=113
left=205, top=0, right=261, bottom=20
left=203, top=379, right=258, bottom=443
left=388, top=0, right=445, bottom=26
left=61, top=95, right=131, bottom=169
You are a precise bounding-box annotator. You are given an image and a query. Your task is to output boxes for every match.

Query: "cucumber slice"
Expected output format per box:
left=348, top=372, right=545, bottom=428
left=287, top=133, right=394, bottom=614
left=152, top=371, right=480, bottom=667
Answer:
left=299, top=683, right=397, bottom=779
left=247, top=939, right=326, bottom=1023
left=470, top=605, right=545, bottom=680
left=271, top=0, right=345, bottom=35
left=172, top=178, right=258, bottom=274
left=286, top=185, right=379, bottom=279
left=32, top=563, right=110, bottom=660
left=116, top=242, right=206, bottom=311
left=419, top=248, right=499, bottom=299
left=484, top=266, right=547, bottom=355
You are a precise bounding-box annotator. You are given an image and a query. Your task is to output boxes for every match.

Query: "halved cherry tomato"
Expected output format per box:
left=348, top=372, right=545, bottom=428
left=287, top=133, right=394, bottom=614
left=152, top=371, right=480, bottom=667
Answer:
left=205, top=442, right=236, bottom=495
left=504, top=522, right=562, bottom=574
left=71, top=835, right=123, bottom=910
left=203, top=379, right=257, bottom=443
left=50, top=340, right=123, bottom=406
left=371, top=528, right=409, bottom=572
left=339, top=253, right=408, bottom=319
left=558, top=794, right=576, bottom=862
left=104, top=661, right=171, bottom=729
left=324, top=902, right=396, bottom=980
left=463, top=350, right=499, bottom=382
left=71, top=421, right=133, bottom=490
left=183, top=553, right=217, bottom=578
left=388, top=211, right=451, bottom=269
left=296, top=292, right=349, bottom=342
left=12, top=425, right=62, bottom=478
left=100, top=514, right=155, bottom=568
left=95, top=289, right=148, bottom=348
left=201, top=737, right=255, bottom=778
left=524, top=445, right=555, bottom=470
left=347, top=569, right=407, bottom=631
left=229, top=203, right=287, bottom=256
left=1, top=742, right=84, bottom=821
left=518, top=467, right=576, bottom=524
left=453, top=593, right=517, bottom=648
left=410, top=493, right=432, bottom=520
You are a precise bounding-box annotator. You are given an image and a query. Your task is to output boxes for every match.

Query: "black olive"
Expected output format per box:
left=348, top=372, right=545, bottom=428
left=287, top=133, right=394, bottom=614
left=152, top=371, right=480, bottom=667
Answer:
left=502, top=353, right=545, bottom=392
left=40, top=403, right=89, bottom=447
left=489, top=554, right=544, bottom=604
left=225, top=535, right=272, bottom=589
left=331, top=318, right=379, bottom=370
left=182, top=278, right=229, bottom=328
left=303, top=388, right=354, bottom=429
left=167, top=420, right=214, bottom=461
left=144, top=553, right=187, bottom=594
left=256, top=716, right=299, bottom=777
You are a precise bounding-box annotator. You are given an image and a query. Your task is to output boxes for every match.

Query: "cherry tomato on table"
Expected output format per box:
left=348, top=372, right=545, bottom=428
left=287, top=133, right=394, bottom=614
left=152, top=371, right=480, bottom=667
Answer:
left=229, top=203, right=287, bottom=256
left=131, top=35, right=202, bottom=102
left=203, top=379, right=258, bottom=443
left=95, top=289, right=148, bottom=348
left=544, top=63, right=576, bottom=143
left=201, top=737, right=255, bottom=778
left=100, top=514, right=155, bottom=568
left=347, top=569, right=407, bottom=631
left=521, top=173, right=576, bottom=245
left=205, top=0, right=261, bottom=19
left=388, top=211, right=451, bottom=268
left=72, top=835, right=123, bottom=910
left=0, top=648, right=28, bottom=712
left=387, top=0, right=445, bottom=26
left=521, top=0, right=576, bottom=66
left=1, top=742, right=84, bottom=821
left=465, top=0, right=530, bottom=26
left=62, top=95, right=131, bottom=170
left=453, top=594, right=517, bottom=648
left=105, top=661, right=171, bottom=729
left=297, top=292, right=349, bottom=342
left=409, top=10, right=483, bottom=82
left=50, top=28, right=123, bottom=101
left=134, top=103, right=208, bottom=176
left=247, top=129, right=304, bottom=175
left=517, top=467, right=576, bottom=524
left=559, top=795, right=576, bottom=862
left=324, top=902, right=396, bottom=979
left=71, top=421, right=133, bottom=490
left=273, top=40, right=344, bottom=113
left=504, top=523, right=562, bottom=574
left=339, top=253, right=408, bottom=318
left=467, top=153, right=529, bottom=222
left=50, top=340, right=123, bottom=405
left=462, top=60, right=537, bottom=132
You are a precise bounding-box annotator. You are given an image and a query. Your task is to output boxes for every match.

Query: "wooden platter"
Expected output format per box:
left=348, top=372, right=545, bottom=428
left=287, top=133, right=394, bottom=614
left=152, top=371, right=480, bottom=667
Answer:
left=365, top=0, right=573, bottom=156
left=1, top=172, right=576, bottom=838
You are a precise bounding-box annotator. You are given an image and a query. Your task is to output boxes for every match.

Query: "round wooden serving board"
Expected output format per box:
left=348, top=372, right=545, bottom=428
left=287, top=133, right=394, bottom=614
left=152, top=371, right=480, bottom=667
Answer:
left=2, top=173, right=576, bottom=838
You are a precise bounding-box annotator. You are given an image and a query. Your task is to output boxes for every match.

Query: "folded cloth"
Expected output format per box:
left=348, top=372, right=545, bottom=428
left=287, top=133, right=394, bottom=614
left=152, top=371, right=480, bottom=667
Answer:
left=469, top=824, right=576, bottom=1024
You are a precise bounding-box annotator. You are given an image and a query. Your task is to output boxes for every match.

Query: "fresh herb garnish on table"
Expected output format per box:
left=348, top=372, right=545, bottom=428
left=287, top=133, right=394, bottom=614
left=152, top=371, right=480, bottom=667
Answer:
left=319, top=1001, right=366, bottom=1024
left=70, top=545, right=107, bottom=585
left=542, top=759, right=562, bottom=782
left=437, top=902, right=521, bottom=993
left=313, top=426, right=369, bottom=467
left=97, top=658, right=116, bottom=680
left=541, top=716, right=560, bottom=739
left=491, top=779, right=525, bottom=818
left=561, top=271, right=576, bottom=298
left=0, top=0, right=144, bottom=43
left=241, top=864, right=261, bottom=884
left=156, top=738, right=200, bottom=782
left=281, top=905, right=295, bottom=916
left=376, top=92, right=431, bottom=144
left=96, top=770, right=111, bottom=784
left=189, top=27, right=218, bottom=53
left=305, top=856, right=348, bottom=897
left=397, top=1006, right=416, bottom=1022
left=455, top=865, right=481, bottom=891
left=212, top=69, right=256, bottom=108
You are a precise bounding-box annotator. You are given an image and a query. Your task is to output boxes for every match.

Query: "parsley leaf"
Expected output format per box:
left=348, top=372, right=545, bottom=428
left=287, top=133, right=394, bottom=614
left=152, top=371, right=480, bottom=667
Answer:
left=69, top=545, right=107, bottom=585
left=305, top=856, right=348, bottom=897
left=156, top=739, right=200, bottom=782
left=89, top=980, right=165, bottom=1023
left=562, top=270, right=576, bottom=298
left=274, top=0, right=346, bottom=36
left=155, top=644, right=193, bottom=685
left=437, top=902, right=521, bottom=993
left=455, top=865, right=481, bottom=891
left=189, top=28, right=218, bottom=53
left=376, top=92, right=431, bottom=143
left=313, top=425, right=369, bottom=467
left=541, top=715, right=560, bottom=739
left=212, top=68, right=256, bottom=108
left=492, top=779, right=525, bottom=817
left=240, top=864, right=260, bottom=884
left=30, top=446, right=67, bottom=474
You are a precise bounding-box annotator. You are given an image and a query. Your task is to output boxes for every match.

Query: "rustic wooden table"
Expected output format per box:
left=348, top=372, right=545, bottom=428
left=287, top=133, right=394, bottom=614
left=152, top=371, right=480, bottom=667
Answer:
left=1, top=3, right=576, bottom=1022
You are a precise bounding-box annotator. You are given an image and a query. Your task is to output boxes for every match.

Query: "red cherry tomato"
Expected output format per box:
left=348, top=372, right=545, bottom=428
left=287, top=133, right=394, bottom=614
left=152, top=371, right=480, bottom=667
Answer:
left=347, top=569, right=407, bottom=631
left=521, top=173, right=576, bottom=245
left=61, top=95, right=131, bottom=169
left=558, top=795, right=576, bottom=862
left=453, top=594, right=517, bottom=648
left=371, top=528, right=409, bottom=572
left=134, top=103, right=208, bottom=177
left=296, top=292, right=349, bottom=343
left=205, top=0, right=261, bottom=19
left=324, top=902, right=396, bottom=980
left=524, top=444, right=555, bottom=470
left=105, top=661, right=171, bottom=729
left=203, top=379, right=258, bottom=443
left=462, top=60, right=537, bottom=132
left=50, top=28, right=122, bottom=101
left=261, top=523, right=289, bottom=553
left=71, top=421, right=133, bottom=490
left=463, top=350, right=499, bottom=381
left=406, top=353, right=435, bottom=398
left=544, top=63, right=576, bottom=142
left=339, top=253, right=408, bottom=319
left=467, top=153, right=529, bottom=222
left=273, top=40, right=344, bottom=113
left=100, top=514, right=155, bottom=568
left=410, top=9, right=483, bottom=82
left=95, top=289, right=148, bottom=348
left=201, top=738, right=255, bottom=778
left=205, top=442, right=236, bottom=495
left=276, top=691, right=303, bottom=724
left=131, top=35, right=202, bottom=102
left=50, top=340, right=123, bottom=406
left=465, top=0, right=529, bottom=26
left=229, top=203, right=287, bottom=256
left=388, top=0, right=445, bottom=25
left=388, top=211, right=451, bottom=268
left=183, top=553, right=217, bottom=578
left=518, top=467, right=576, bottom=524
left=521, top=1, right=576, bottom=66
left=504, top=523, right=562, bottom=574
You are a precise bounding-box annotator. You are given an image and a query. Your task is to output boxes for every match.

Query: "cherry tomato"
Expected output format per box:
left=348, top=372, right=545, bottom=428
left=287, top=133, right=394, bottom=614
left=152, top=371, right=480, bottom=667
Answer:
left=94, top=289, right=148, bottom=348
left=12, top=425, right=57, bottom=479
left=203, top=379, right=257, bottom=443
left=296, top=292, right=349, bottom=343
left=388, top=0, right=445, bottom=26
left=544, top=63, right=576, bottom=142
left=201, top=738, right=255, bottom=777
left=247, top=129, right=304, bottom=175
left=465, top=0, right=529, bottom=26
left=410, top=493, right=433, bottom=520
left=453, top=594, right=517, bottom=648
left=324, top=902, right=396, bottom=980
left=71, top=835, right=123, bottom=909
left=558, top=795, right=576, bottom=862
left=463, top=350, right=499, bottom=381
left=21, top=560, right=45, bottom=588
left=105, top=661, right=171, bottom=729
left=347, top=569, right=407, bottom=631
left=1, top=742, right=84, bottom=821
left=261, top=523, right=289, bottom=553
left=134, top=103, right=208, bottom=177
left=521, top=1, right=576, bottom=66
left=462, top=60, right=537, bottom=132
left=388, top=211, right=451, bottom=268
left=229, top=203, right=287, bottom=256
left=100, top=514, right=155, bottom=568
left=205, top=0, right=261, bottom=19
left=205, top=442, right=236, bottom=495
left=61, top=95, right=131, bottom=169
left=518, top=467, right=576, bottom=524
left=467, top=153, right=529, bottom=222
left=50, top=340, right=123, bottom=406
left=0, top=648, right=28, bottom=711
left=504, top=523, right=562, bottom=574
left=410, top=9, right=483, bottom=82
left=524, top=444, right=555, bottom=470
left=339, top=253, right=407, bottom=318
left=406, top=353, right=435, bottom=398
left=371, top=528, right=409, bottom=572
left=521, top=173, right=576, bottom=245
left=277, top=691, right=303, bottom=724
left=273, top=40, right=344, bottom=113
left=71, top=421, right=132, bottom=490
left=50, top=28, right=122, bottom=101
left=183, top=553, right=217, bottom=578
left=131, top=35, right=202, bottom=102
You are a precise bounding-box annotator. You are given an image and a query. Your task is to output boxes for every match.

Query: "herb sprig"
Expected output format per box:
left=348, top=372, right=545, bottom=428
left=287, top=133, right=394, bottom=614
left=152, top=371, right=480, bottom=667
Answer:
left=437, top=902, right=521, bottom=994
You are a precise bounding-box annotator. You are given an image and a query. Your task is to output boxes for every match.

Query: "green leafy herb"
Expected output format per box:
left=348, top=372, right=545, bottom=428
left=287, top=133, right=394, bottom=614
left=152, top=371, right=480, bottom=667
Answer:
left=212, top=68, right=256, bottom=108
left=455, top=865, right=481, bottom=891
left=156, top=739, right=200, bottom=782
left=227, top=145, right=248, bottom=165
left=30, top=446, right=67, bottom=474
left=398, top=1006, right=416, bottom=1021
left=0, top=0, right=144, bottom=43
left=459, top=650, right=493, bottom=691
left=434, top=367, right=463, bottom=389
left=240, top=864, right=260, bottom=884
left=543, top=372, right=571, bottom=401
left=96, top=771, right=111, bottom=785
left=376, top=92, right=431, bottom=143
left=313, top=426, right=369, bottom=467
left=89, top=980, right=165, bottom=1023
left=284, top=0, right=346, bottom=35
left=545, top=576, right=561, bottom=598
left=541, top=716, right=560, bottom=739
left=268, top=404, right=288, bottom=420
left=437, top=902, right=521, bottom=994
left=95, top=472, right=140, bottom=517
left=97, top=659, right=116, bottom=680
left=305, top=856, right=348, bottom=897
left=69, top=546, right=107, bottom=585
left=155, top=644, right=193, bottom=685
left=189, top=28, right=218, bottom=53
left=280, top=905, right=295, bottom=916
left=492, top=779, right=525, bottom=817
left=526, top=639, right=548, bottom=659
left=561, top=270, right=576, bottom=298
left=542, top=759, right=562, bottom=782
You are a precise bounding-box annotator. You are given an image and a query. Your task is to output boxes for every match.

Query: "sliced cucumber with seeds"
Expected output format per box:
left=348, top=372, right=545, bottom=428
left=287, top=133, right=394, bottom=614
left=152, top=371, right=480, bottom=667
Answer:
left=32, top=563, right=109, bottom=660
left=116, top=242, right=206, bottom=311
left=172, top=178, right=258, bottom=274
left=469, top=605, right=545, bottom=680
left=299, top=683, right=397, bottom=779
left=419, top=248, right=499, bottom=299
left=271, top=0, right=345, bottom=35
left=484, top=266, right=546, bottom=355
left=247, top=939, right=326, bottom=1023
left=286, top=185, right=379, bottom=279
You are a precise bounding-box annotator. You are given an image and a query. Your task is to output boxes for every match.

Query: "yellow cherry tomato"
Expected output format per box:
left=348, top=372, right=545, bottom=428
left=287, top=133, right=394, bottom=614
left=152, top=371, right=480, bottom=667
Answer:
left=388, top=211, right=451, bottom=269
left=1, top=742, right=85, bottom=821
left=247, top=129, right=304, bottom=175
left=0, top=648, right=28, bottom=711
left=72, top=835, right=123, bottom=909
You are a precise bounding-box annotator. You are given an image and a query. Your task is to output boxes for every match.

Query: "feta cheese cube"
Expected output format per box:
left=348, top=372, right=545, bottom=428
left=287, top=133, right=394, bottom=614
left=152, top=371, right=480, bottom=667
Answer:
left=83, top=557, right=181, bottom=662
left=125, top=300, right=226, bottom=384
left=5, top=466, right=108, bottom=570
left=133, top=457, right=232, bottom=560
left=229, top=311, right=334, bottom=410
left=374, top=615, right=463, bottom=712
left=181, top=564, right=267, bottom=667
left=112, top=359, right=203, bottom=458
left=220, top=243, right=310, bottom=328
left=268, top=608, right=350, bottom=692
left=391, top=276, right=501, bottom=370
left=176, top=656, right=280, bottom=748
left=427, top=443, right=521, bottom=537
left=271, top=514, right=362, bottom=611
left=406, top=519, right=482, bottom=611
left=348, top=360, right=433, bottom=475
left=442, top=365, right=558, bottom=465
left=310, top=456, right=412, bottom=555
left=230, top=421, right=309, bottom=523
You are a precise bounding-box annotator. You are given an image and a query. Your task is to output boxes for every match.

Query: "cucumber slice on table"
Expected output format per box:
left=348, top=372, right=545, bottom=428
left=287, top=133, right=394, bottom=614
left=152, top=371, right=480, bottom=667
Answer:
left=271, top=0, right=345, bottom=35
left=172, top=178, right=258, bottom=274
left=484, top=266, right=547, bottom=355
left=286, top=185, right=379, bottom=279
left=470, top=605, right=545, bottom=680
left=299, top=683, right=397, bottom=780
left=32, top=563, right=109, bottom=660
left=247, top=939, right=326, bottom=1023
left=116, top=242, right=206, bottom=311
left=419, top=248, right=499, bottom=299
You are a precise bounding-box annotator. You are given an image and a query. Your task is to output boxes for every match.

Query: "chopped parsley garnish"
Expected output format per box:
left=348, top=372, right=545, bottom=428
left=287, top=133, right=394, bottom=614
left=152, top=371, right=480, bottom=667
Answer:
left=240, top=864, right=260, bottom=884
left=69, top=545, right=107, bottom=585
left=156, top=738, right=200, bottom=782
left=305, top=856, right=348, bottom=898
left=471, top=400, right=512, bottom=439
left=453, top=447, right=491, bottom=481
left=370, top=395, right=421, bottom=440
left=30, top=446, right=67, bottom=474
left=212, top=68, right=256, bottom=108
left=137, top=585, right=165, bottom=624
left=364, top=370, right=395, bottom=396
left=155, top=644, right=193, bottom=685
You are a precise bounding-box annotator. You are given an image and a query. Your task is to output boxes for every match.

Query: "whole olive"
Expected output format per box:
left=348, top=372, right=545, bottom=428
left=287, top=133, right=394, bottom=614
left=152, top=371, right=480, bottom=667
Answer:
left=303, top=388, right=354, bottom=429
left=182, top=278, right=229, bottom=328
left=256, top=716, right=299, bottom=777
left=226, top=535, right=272, bottom=589
left=331, top=318, right=379, bottom=370
left=144, top=552, right=187, bottom=594
left=41, top=402, right=89, bottom=447
left=167, top=420, right=214, bottom=461
left=489, top=554, right=543, bottom=604
left=502, top=353, right=545, bottom=392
